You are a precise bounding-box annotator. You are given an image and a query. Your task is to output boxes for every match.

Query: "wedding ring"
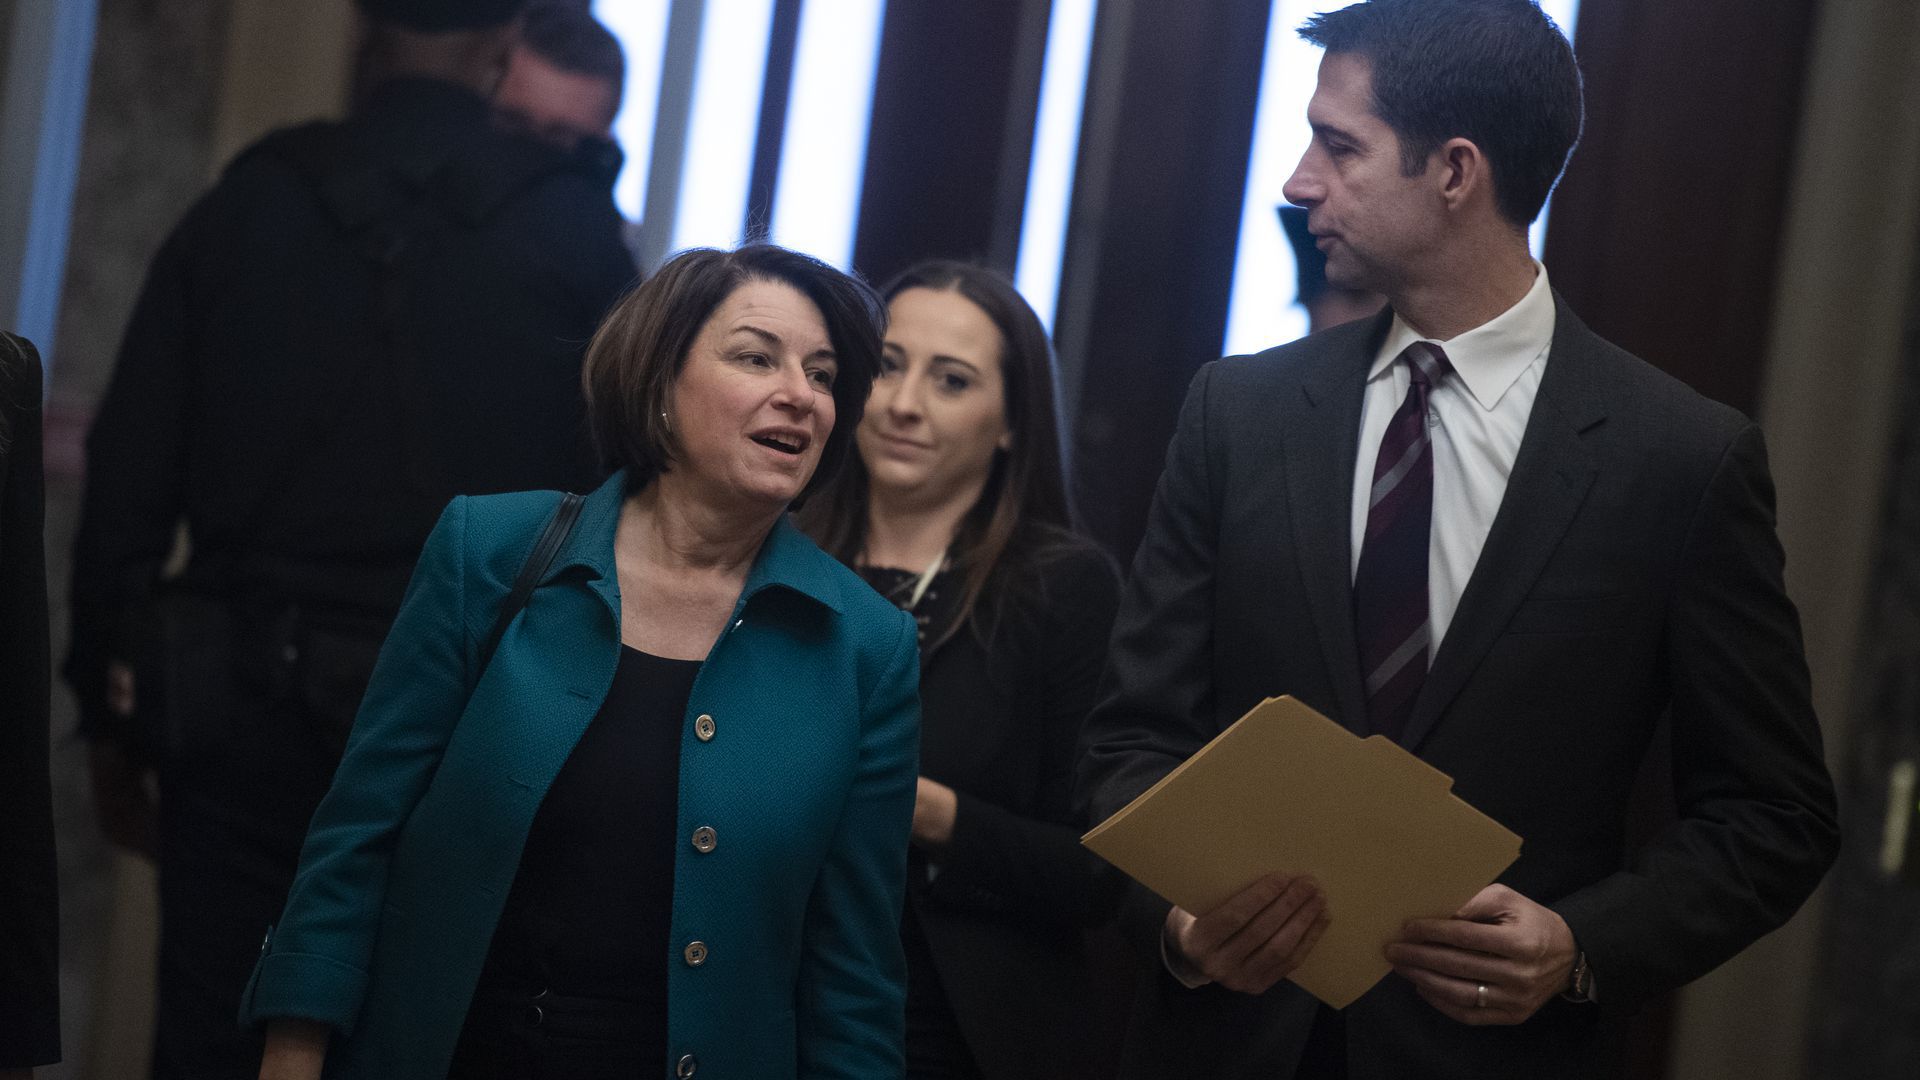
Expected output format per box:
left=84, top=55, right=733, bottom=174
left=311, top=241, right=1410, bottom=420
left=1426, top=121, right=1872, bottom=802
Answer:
left=1476, top=983, right=1488, bottom=1009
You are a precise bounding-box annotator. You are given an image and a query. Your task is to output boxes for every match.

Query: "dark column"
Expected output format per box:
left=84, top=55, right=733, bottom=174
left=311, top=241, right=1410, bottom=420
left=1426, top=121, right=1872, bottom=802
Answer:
left=850, top=0, right=1051, bottom=286
left=1052, top=0, right=1272, bottom=560
left=1805, top=265, right=1920, bottom=1079
left=1544, top=0, right=1818, bottom=417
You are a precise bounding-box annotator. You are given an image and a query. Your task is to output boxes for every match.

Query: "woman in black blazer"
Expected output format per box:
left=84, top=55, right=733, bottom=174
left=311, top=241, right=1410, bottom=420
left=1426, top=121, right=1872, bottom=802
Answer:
left=1, top=330, right=60, bottom=1074
left=801, top=262, right=1123, bottom=1079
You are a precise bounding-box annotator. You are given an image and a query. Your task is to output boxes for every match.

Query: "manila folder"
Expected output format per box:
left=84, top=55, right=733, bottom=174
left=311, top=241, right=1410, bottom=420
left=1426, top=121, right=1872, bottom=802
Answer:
left=1081, top=695, right=1522, bottom=1008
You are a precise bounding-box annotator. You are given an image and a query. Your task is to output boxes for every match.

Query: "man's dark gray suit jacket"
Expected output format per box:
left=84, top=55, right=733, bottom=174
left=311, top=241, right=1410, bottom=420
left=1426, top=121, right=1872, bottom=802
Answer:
left=1076, top=297, right=1839, bottom=1079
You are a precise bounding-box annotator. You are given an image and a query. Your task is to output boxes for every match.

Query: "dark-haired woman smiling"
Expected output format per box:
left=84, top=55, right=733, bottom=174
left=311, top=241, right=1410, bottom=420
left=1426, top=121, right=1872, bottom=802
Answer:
left=248, top=245, right=920, bottom=1080
left=801, top=261, right=1122, bottom=1080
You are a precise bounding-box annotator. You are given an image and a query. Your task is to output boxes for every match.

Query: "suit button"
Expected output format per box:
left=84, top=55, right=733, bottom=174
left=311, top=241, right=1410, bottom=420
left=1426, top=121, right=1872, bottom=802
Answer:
left=691, top=826, right=717, bottom=853
left=694, top=714, right=716, bottom=741
left=683, top=941, right=708, bottom=967
left=676, top=1054, right=698, bottom=1078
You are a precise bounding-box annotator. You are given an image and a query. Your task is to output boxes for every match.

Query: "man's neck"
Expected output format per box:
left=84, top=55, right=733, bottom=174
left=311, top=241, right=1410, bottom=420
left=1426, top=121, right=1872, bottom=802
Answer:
left=1390, top=237, right=1538, bottom=342
left=365, top=61, right=493, bottom=99
left=357, top=25, right=504, bottom=102
left=862, top=483, right=983, bottom=570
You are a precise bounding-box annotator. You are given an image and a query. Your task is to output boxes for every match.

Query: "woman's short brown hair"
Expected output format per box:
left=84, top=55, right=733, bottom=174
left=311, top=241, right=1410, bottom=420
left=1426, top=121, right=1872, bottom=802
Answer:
left=581, top=244, right=886, bottom=505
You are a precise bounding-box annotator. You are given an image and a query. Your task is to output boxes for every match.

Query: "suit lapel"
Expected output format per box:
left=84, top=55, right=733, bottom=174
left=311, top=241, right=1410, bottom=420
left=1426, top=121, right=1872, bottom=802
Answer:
left=1284, top=313, right=1389, bottom=732
left=1399, top=296, right=1607, bottom=751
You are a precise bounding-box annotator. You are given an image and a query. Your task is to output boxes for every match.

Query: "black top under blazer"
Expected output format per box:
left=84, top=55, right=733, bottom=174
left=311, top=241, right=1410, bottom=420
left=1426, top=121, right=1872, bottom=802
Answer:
left=906, top=540, right=1124, bottom=1079
left=0, top=331, right=59, bottom=1068
left=1077, top=298, right=1839, bottom=1080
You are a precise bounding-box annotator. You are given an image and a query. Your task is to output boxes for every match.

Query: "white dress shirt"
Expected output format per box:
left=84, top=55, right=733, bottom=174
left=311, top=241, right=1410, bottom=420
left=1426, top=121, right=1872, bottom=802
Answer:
left=1350, top=263, right=1556, bottom=655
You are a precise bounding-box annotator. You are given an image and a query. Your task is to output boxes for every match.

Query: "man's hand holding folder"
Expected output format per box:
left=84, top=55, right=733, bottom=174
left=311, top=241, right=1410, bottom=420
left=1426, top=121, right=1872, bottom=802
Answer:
left=1164, top=872, right=1331, bottom=994
left=1386, top=883, right=1578, bottom=1025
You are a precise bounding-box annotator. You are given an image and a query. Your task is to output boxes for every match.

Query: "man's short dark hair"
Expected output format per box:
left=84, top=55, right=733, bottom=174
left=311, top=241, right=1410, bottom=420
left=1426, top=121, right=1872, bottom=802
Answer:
left=581, top=245, right=886, bottom=507
left=521, top=2, right=625, bottom=86
left=1300, top=0, right=1583, bottom=227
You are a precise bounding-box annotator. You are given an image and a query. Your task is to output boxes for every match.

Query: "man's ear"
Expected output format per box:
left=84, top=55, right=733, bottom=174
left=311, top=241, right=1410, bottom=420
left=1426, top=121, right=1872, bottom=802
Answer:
left=1436, top=137, right=1488, bottom=212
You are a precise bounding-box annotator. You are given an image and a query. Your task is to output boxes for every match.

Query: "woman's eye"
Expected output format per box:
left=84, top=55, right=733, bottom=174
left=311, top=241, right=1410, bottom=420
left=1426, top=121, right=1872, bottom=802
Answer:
left=742, top=352, right=772, bottom=367
left=877, top=355, right=903, bottom=376
left=809, top=368, right=836, bottom=389
left=938, top=373, right=972, bottom=393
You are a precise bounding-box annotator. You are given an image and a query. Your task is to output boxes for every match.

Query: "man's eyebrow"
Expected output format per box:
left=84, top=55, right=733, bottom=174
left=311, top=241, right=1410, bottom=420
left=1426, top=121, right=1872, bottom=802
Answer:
left=1310, top=121, right=1362, bottom=144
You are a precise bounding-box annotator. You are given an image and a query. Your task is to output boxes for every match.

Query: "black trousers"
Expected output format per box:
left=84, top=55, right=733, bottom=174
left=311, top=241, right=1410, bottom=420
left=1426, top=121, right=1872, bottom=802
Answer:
left=149, top=669, right=348, bottom=1079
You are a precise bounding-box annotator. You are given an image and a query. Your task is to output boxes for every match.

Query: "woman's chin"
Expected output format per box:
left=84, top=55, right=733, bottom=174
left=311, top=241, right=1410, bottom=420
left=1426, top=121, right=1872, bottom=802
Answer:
left=863, top=462, right=936, bottom=502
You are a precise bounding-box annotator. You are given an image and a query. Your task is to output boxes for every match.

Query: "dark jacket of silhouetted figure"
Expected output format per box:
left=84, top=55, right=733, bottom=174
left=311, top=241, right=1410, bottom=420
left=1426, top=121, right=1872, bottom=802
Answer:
left=0, top=330, right=59, bottom=1069
left=63, top=74, right=634, bottom=1079
left=68, top=77, right=635, bottom=723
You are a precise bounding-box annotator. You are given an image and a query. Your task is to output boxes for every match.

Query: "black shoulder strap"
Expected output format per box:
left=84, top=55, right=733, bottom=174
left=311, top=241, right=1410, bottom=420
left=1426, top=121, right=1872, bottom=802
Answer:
left=477, top=492, right=585, bottom=675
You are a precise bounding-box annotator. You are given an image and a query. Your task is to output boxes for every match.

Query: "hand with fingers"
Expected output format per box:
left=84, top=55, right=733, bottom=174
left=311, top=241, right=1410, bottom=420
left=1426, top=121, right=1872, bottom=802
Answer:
left=1383, top=883, right=1577, bottom=1025
left=1164, top=872, right=1331, bottom=995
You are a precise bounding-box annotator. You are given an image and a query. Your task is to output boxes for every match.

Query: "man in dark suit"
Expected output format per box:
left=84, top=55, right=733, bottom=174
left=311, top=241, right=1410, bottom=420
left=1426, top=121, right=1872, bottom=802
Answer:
left=1076, top=2, right=1839, bottom=1077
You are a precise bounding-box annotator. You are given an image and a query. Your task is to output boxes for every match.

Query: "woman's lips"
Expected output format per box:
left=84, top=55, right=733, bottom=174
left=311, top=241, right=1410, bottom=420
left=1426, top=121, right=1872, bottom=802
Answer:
left=874, top=432, right=930, bottom=455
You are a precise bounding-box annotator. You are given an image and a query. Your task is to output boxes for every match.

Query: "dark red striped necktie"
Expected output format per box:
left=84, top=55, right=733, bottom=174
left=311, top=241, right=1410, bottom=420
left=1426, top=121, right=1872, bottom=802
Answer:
left=1354, top=340, right=1453, bottom=742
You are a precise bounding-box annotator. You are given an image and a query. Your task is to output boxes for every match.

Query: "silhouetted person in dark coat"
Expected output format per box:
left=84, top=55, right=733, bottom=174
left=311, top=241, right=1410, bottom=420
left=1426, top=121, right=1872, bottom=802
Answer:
left=65, top=1, right=635, bottom=1075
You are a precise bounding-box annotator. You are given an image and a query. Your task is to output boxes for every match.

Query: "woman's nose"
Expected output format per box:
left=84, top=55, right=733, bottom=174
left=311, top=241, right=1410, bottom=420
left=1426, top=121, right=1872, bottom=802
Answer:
left=771, top=361, right=815, bottom=413
left=886, top=371, right=927, bottom=419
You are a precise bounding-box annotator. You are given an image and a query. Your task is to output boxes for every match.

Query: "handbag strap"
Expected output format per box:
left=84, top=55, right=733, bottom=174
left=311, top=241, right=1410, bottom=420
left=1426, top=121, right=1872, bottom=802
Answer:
left=477, top=492, right=585, bottom=675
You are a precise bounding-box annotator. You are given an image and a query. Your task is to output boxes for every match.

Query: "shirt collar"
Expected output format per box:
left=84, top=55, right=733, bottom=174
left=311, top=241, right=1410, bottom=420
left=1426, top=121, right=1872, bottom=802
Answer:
left=1369, top=261, right=1557, bottom=411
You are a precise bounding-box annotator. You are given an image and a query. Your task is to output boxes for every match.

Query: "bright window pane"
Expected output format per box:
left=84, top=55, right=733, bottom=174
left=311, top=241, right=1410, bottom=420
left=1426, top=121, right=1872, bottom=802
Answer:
left=1014, top=0, right=1100, bottom=332
left=768, top=0, right=889, bottom=268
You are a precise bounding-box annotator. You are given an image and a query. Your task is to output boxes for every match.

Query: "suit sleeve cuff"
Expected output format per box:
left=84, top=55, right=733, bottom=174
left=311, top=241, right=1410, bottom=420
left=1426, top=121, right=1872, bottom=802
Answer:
left=1160, top=920, right=1212, bottom=989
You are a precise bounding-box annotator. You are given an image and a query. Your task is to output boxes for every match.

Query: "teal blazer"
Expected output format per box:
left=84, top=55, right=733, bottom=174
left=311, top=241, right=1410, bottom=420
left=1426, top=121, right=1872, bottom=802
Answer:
left=241, top=472, right=921, bottom=1078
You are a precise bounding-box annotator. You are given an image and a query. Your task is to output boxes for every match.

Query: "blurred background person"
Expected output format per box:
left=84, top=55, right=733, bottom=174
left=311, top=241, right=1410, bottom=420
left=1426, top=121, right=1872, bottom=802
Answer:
left=493, top=1, right=624, bottom=158
left=247, top=244, right=916, bottom=1080
left=800, top=261, right=1124, bottom=1080
left=62, top=0, right=635, bottom=1075
left=1278, top=205, right=1384, bottom=334
left=2, top=332, right=59, bottom=1076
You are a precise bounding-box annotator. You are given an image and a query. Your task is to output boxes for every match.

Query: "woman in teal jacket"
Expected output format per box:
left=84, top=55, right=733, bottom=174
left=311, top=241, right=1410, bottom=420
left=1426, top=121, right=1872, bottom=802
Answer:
left=246, top=245, right=920, bottom=1079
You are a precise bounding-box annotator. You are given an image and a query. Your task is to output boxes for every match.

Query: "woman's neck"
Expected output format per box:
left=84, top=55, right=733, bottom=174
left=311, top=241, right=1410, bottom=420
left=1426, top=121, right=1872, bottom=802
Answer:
left=862, top=483, right=980, bottom=570
left=621, top=476, right=777, bottom=578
